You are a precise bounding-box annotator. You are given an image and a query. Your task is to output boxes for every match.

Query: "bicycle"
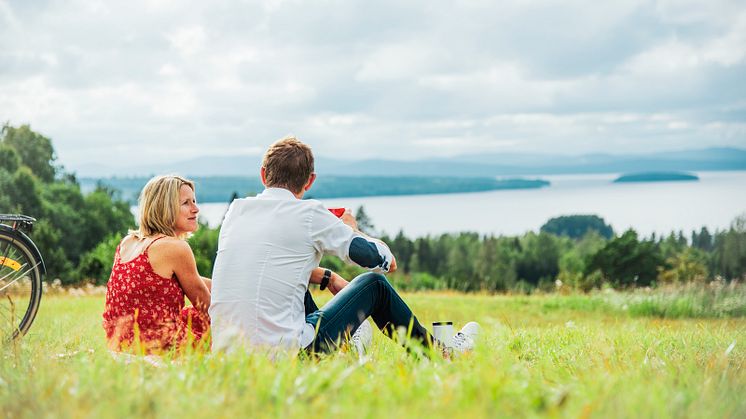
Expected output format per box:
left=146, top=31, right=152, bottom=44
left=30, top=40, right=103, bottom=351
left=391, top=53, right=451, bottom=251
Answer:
left=0, top=215, right=45, bottom=340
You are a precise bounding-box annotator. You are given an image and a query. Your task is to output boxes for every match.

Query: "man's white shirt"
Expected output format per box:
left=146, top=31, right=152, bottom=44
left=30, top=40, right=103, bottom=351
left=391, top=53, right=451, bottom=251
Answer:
left=209, top=187, right=393, bottom=351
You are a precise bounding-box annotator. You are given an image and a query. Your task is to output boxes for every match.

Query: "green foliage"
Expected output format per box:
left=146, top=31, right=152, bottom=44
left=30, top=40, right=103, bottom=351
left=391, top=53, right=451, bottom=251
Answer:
left=540, top=214, right=614, bottom=239
left=5, top=167, right=43, bottom=216
left=188, top=223, right=221, bottom=277
left=691, top=226, right=713, bottom=252
left=0, top=144, right=20, bottom=173
left=76, top=234, right=121, bottom=285
left=1, top=123, right=56, bottom=182
left=474, top=236, right=518, bottom=291
left=515, top=232, right=561, bottom=286
left=319, top=255, right=366, bottom=281
left=657, top=247, right=709, bottom=283
left=82, top=187, right=133, bottom=251
left=388, top=272, right=447, bottom=291
left=389, top=230, right=415, bottom=273
left=712, top=214, right=746, bottom=280
left=32, top=219, right=74, bottom=282
left=586, top=230, right=663, bottom=287
left=0, top=124, right=135, bottom=282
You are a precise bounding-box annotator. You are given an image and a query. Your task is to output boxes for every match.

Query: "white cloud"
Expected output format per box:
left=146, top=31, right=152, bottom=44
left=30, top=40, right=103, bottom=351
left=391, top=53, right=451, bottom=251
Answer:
left=0, top=0, right=744, bottom=173
left=166, top=25, right=207, bottom=56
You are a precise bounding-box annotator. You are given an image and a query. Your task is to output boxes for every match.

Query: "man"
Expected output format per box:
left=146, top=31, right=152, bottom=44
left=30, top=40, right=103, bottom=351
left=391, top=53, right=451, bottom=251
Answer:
left=209, top=136, right=478, bottom=354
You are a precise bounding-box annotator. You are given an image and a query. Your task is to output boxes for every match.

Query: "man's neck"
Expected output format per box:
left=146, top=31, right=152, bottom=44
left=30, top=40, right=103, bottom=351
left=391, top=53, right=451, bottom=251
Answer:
left=264, top=186, right=304, bottom=200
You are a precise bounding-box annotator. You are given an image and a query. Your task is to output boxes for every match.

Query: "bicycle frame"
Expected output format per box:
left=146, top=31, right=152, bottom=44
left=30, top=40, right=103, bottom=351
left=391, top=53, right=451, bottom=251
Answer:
left=0, top=218, right=47, bottom=275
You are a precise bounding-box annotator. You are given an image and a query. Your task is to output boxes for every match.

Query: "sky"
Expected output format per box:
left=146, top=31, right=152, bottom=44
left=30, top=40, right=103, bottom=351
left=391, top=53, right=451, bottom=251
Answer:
left=1, top=0, right=745, bottom=174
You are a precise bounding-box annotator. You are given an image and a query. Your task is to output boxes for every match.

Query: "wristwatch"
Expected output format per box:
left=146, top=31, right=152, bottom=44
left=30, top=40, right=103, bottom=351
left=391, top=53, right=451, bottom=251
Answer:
left=320, top=269, right=332, bottom=291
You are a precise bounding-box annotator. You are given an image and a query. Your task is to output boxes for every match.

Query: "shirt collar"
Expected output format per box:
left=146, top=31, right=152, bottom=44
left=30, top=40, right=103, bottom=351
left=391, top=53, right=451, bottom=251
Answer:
left=258, top=187, right=298, bottom=200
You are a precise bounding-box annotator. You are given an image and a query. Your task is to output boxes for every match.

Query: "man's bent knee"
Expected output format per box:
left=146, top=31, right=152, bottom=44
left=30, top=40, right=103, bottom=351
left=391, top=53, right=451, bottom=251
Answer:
left=355, top=272, right=388, bottom=287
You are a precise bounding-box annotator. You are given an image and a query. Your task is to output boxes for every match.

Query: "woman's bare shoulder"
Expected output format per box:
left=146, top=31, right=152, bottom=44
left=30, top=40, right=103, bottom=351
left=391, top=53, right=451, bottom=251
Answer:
left=117, top=234, right=143, bottom=256
left=149, top=236, right=193, bottom=256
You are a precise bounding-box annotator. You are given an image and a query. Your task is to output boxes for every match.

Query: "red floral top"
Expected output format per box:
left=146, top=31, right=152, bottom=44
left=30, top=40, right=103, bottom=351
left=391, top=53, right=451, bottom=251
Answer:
left=102, top=236, right=208, bottom=353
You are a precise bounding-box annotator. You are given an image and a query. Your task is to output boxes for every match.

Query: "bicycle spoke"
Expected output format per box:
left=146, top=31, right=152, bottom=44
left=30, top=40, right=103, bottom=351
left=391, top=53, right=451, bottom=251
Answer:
left=0, top=261, right=28, bottom=283
left=0, top=262, right=37, bottom=292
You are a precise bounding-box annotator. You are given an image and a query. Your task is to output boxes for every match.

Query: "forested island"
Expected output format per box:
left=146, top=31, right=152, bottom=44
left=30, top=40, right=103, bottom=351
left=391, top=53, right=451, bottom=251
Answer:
left=613, top=172, right=699, bottom=183
left=81, top=176, right=551, bottom=203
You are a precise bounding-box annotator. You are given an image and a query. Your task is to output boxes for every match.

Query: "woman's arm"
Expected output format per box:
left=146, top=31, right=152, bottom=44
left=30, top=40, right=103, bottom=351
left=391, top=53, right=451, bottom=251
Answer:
left=161, top=240, right=211, bottom=314
left=201, top=277, right=212, bottom=292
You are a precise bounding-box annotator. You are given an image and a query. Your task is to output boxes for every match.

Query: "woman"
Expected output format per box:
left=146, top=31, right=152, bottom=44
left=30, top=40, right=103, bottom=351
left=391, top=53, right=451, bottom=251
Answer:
left=103, top=175, right=211, bottom=354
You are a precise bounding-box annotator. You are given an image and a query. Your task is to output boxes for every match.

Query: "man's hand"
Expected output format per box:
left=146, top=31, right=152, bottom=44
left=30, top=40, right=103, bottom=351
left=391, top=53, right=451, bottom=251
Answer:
left=341, top=208, right=358, bottom=231
left=328, top=272, right=349, bottom=295
left=388, top=257, right=397, bottom=273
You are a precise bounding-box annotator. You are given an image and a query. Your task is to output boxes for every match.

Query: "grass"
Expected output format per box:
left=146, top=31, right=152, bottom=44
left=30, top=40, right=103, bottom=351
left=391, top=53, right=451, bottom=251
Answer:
left=618, top=282, right=746, bottom=319
left=1, top=291, right=745, bottom=418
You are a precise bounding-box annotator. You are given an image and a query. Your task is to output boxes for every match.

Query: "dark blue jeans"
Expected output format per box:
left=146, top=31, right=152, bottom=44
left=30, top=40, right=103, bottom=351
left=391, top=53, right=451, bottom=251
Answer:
left=304, top=272, right=434, bottom=353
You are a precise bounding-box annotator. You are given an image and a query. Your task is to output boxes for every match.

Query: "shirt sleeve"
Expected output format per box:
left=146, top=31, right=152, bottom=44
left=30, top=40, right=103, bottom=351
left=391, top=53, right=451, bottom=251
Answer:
left=309, top=202, right=394, bottom=273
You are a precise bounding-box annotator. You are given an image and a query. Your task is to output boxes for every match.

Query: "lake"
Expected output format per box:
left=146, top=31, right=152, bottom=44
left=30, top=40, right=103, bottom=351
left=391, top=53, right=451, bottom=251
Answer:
left=163, top=171, right=746, bottom=238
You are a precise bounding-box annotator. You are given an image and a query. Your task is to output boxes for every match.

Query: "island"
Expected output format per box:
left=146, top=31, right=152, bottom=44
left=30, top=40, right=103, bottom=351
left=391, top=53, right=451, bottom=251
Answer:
left=613, top=172, right=699, bottom=183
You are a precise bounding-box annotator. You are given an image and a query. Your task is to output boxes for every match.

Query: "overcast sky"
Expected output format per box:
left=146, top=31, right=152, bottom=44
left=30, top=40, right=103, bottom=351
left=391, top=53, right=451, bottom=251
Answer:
left=1, top=0, right=745, bottom=173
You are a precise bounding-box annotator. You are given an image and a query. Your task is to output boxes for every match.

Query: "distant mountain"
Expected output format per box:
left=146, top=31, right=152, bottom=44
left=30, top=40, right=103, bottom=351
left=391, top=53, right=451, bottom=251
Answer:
left=74, top=147, right=746, bottom=178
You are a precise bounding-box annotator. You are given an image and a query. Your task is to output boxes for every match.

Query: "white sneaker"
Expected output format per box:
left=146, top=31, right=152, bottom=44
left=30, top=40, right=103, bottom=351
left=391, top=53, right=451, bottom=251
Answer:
left=452, top=321, right=480, bottom=353
left=350, top=320, right=373, bottom=355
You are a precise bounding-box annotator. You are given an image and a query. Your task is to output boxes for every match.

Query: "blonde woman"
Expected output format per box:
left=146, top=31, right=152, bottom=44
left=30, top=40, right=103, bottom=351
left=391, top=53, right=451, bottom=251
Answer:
left=103, top=175, right=211, bottom=353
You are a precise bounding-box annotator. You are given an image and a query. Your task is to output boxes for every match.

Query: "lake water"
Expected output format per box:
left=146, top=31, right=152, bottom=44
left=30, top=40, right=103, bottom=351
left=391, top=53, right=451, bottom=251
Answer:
left=175, top=171, right=746, bottom=238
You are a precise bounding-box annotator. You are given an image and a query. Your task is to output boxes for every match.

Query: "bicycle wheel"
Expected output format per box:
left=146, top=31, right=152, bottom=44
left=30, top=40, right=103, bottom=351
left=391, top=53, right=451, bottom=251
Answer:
left=0, top=229, right=43, bottom=340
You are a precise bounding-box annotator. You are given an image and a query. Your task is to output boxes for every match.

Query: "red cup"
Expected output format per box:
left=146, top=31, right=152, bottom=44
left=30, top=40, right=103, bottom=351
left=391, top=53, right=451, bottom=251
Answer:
left=328, top=207, right=346, bottom=218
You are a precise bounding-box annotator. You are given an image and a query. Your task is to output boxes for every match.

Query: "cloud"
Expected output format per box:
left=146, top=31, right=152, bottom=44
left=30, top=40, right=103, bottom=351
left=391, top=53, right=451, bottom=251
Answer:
left=166, top=26, right=207, bottom=56
left=0, top=0, right=744, bottom=174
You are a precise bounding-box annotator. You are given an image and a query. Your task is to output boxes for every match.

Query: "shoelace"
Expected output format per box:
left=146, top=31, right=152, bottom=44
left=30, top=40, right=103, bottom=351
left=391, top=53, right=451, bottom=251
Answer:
left=452, top=332, right=469, bottom=348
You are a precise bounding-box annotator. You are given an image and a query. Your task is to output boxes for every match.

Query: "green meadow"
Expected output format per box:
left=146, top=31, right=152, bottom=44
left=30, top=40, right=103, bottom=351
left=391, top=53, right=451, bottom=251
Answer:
left=2, top=289, right=744, bottom=419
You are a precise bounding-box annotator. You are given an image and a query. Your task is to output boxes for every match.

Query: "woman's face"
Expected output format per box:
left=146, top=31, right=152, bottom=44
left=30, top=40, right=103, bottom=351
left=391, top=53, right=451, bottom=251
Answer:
left=174, top=184, right=199, bottom=236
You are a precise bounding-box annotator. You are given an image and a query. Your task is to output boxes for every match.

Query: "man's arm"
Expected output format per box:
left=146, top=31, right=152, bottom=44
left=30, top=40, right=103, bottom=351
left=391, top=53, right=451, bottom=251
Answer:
left=340, top=209, right=397, bottom=273
left=309, top=267, right=349, bottom=295
left=311, top=203, right=397, bottom=273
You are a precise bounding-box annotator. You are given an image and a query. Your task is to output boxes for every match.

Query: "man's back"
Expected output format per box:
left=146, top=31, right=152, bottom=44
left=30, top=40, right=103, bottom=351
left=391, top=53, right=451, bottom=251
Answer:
left=210, top=187, right=355, bottom=350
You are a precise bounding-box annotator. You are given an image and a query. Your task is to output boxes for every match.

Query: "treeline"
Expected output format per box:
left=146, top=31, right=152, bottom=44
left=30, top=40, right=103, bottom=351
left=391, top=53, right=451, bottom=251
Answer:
left=227, top=212, right=746, bottom=292
left=3, top=124, right=745, bottom=292
left=374, top=216, right=746, bottom=292
left=0, top=124, right=134, bottom=283
left=73, top=212, right=746, bottom=292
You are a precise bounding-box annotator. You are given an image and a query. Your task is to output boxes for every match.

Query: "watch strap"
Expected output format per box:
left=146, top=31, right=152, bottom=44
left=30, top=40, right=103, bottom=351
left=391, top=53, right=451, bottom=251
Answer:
left=320, top=269, right=332, bottom=290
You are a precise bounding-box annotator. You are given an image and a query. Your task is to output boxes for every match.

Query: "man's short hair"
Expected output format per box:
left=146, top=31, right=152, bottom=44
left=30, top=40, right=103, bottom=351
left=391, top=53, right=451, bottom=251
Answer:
left=262, top=136, right=315, bottom=194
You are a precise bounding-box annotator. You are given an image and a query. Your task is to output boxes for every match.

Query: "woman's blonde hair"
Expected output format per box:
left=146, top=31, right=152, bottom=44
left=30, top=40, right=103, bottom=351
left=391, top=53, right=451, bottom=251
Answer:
left=132, top=175, right=195, bottom=239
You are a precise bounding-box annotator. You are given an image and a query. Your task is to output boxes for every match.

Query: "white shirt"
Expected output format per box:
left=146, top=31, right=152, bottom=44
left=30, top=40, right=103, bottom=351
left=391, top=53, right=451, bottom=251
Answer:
left=209, top=187, right=393, bottom=352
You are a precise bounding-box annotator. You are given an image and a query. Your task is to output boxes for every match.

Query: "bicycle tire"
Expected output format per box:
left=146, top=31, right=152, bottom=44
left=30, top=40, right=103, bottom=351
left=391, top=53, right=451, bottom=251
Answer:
left=0, top=229, right=43, bottom=340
